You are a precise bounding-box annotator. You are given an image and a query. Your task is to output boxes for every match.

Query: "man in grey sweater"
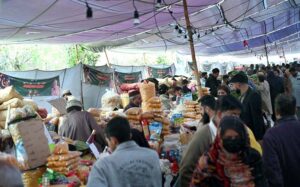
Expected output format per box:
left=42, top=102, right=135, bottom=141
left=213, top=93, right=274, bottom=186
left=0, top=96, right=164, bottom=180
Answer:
left=87, top=116, right=162, bottom=187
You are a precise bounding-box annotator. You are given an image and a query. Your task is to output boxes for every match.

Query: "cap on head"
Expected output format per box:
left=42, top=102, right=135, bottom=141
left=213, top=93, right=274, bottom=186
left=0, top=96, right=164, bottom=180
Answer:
left=66, top=97, right=82, bottom=110
left=230, top=71, right=248, bottom=84
left=62, top=90, right=72, bottom=97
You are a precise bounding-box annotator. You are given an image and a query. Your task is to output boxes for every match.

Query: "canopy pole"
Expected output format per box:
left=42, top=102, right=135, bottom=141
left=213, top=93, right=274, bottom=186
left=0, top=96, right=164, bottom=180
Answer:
left=104, top=48, right=111, bottom=67
left=182, top=0, right=202, bottom=97
left=282, top=47, right=287, bottom=64
left=264, top=40, right=270, bottom=66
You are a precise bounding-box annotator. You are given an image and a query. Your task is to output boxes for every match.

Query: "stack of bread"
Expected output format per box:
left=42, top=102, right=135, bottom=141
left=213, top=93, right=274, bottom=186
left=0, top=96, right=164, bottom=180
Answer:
left=183, top=100, right=202, bottom=122
left=125, top=107, right=142, bottom=131
left=0, top=86, right=38, bottom=129
left=139, top=81, right=156, bottom=103
left=139, top=82, right=171, bottom=137
left=47, top=142, right=81, bottom=175
left=141, top=97, right=163, bottom=113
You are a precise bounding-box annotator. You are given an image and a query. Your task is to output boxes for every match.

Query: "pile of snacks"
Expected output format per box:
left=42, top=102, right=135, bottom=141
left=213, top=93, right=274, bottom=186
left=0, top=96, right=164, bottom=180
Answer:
left=141, top=111, right=171, bottom=137
left=125, top=107, right=142, bottom=131
left=183, top=101, right=202, bottom=123
left=0, top=86, right=38, bottom=129
left=47, top=142, right=81, bottom=175
left=139, top=81, right=156, bottom=103
left=142, top=97, right=163, bottom=113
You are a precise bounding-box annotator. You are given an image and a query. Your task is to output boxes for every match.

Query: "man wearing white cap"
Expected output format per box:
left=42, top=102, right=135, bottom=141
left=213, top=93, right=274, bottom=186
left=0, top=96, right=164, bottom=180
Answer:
left=62, top=89, right=72, bottom=101
left=59, top=97, right=107, bottom=151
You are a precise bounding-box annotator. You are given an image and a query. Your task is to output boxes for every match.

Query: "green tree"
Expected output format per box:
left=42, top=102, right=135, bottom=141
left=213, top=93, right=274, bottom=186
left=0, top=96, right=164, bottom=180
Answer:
left=0, top=44, right=100, bottom=71
left=67, top=45, right=100, bottom=67
left=156, top=55, right=168, bottom=65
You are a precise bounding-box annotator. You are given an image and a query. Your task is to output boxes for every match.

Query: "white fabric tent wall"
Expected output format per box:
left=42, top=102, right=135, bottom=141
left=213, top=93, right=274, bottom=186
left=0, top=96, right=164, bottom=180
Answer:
left=1, top=63, right=177, bottom=112
left=2, top=65, right=83, bottom=112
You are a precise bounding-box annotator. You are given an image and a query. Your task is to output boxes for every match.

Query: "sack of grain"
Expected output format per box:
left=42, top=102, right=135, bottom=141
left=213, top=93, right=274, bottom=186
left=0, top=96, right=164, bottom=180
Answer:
left=0, top=109, right=16, bottom=121
left=0, top=98, right=24, bottom=111
left=23, top=99, right=38, bottom=111
left=0, top=120, right=5, bottom=129
left=0, top=86, right=23, bottom=104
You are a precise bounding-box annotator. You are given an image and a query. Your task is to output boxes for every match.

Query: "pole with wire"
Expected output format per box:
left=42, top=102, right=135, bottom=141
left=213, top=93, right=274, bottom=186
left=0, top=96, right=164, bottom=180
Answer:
left=264, top=39, right=270, bottom=66
left=182, top=0, right=202, bottom=97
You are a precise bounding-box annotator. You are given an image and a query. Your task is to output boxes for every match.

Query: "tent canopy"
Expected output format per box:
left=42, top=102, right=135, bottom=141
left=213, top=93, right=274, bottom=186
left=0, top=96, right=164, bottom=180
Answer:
left=1, top=0, right=300, bottom=55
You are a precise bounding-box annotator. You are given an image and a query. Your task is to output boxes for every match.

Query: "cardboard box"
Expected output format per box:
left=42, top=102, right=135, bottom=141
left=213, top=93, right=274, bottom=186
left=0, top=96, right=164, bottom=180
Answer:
left=10, top=118, right=50, bottom=169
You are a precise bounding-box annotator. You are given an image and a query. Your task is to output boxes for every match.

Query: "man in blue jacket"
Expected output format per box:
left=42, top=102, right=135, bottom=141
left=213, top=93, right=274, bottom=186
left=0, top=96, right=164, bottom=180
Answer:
left=263, top=94, right=300, bottom=187
left=87, top=116, right=162, bottom=187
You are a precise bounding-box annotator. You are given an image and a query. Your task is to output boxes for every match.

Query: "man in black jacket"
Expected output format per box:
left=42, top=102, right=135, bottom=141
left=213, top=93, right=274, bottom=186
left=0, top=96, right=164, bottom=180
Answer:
left=230, top=71, right=265, bottom=141
left=267, top=70, right=284, bottom=120
left=205, top=68, right=221, bottom=97
left=263, top=94, right=300, bottom=187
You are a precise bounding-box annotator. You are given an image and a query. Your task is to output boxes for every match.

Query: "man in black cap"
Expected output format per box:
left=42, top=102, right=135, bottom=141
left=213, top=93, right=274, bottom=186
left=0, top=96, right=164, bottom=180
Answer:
left=124, top=90, right=142, bottom=112
left=230, top=71, right=265, bottom=141
left=205, top=68, right=221, bottom=97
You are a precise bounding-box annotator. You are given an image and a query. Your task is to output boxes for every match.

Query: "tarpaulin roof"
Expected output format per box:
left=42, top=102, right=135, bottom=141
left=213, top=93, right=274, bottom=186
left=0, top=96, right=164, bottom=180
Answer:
left=99, top=0, right=300, bottom=55
left=1, top=0, right=300, bottom=55
left=0, top=0, right=218, bottom=43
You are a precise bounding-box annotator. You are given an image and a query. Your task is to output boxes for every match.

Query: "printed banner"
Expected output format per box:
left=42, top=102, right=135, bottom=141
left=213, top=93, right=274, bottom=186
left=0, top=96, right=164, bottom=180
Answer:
left=83, top=65, right=112, bottom=87
left=114, top=71, right=142, bottom=84
left=148, top=67, right=172, bottom=79
left=0, top=73, right=60, bottom=97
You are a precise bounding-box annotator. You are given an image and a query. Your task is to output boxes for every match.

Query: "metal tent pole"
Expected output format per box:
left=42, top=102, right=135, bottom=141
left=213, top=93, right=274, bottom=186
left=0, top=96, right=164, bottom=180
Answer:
left=264, top=40, right=270, bottom=66
left=182, top=0, right=202, bottom=97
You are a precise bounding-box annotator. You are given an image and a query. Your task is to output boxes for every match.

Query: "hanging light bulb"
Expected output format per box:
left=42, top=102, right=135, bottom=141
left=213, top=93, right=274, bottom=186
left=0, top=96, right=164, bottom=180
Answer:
left=184, top=34, right=187, bottom=40
left=133, top=10, right=140, bottom=25
left=155, top=0, right=162, bottom=8
left=211, top=28, right=215, bottom=36
left=177, top=28, right=183, bottom=37
left=86, top=2, right=93, bottom=18
left=173, top=25, right=179, bottom=36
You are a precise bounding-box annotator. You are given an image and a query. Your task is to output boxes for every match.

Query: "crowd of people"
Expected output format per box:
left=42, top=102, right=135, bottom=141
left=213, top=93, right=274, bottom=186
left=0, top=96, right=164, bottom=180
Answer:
left=0, top=62, right=300, bottom=187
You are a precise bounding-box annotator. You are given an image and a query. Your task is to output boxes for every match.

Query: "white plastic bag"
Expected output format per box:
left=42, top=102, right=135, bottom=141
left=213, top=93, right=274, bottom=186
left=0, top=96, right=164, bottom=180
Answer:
left=101, top=89, right=121, bottom=111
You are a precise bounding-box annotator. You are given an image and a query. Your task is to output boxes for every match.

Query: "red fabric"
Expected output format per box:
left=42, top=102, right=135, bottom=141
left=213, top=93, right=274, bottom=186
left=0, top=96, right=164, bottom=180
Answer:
left=208, top=137, right=230, bottom=187
left=119, top=83, right=139, bottom=92
left=37, top=108, right=48, bottom=119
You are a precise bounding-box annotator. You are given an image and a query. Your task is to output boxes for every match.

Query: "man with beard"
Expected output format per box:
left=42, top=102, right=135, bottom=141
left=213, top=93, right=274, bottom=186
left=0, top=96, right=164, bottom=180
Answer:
left=230, top=71, right=265, bottom=141
left=177, top=95, right=262, bottom=187
left=124, top=90, right=142, bottom=112
left=178, top=95, right=217, bottom=187
left=288, top=67, right=300, bottom=118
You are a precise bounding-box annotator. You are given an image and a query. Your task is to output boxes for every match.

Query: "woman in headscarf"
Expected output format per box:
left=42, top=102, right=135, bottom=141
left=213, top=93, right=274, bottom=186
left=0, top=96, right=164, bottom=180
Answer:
left=190, top=116, right=267, bottom=187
